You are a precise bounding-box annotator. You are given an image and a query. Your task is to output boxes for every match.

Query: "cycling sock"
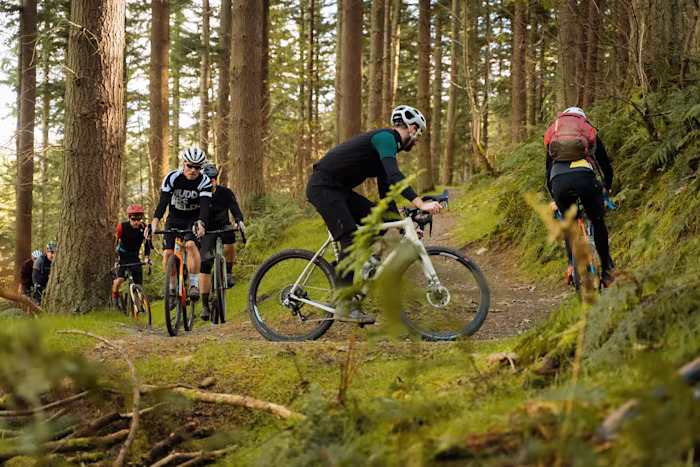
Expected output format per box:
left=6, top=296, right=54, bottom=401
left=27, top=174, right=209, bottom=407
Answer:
left=112, top=290, right=118, bottom=298
left=202, top=293, right=209, bottom=305
left=226, top=262, right=233, bottom=274
left=189, top=274, right=199, bottom=287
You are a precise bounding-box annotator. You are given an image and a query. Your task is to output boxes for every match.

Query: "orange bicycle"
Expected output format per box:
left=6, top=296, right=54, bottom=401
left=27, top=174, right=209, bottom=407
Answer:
left=155, top=229, right=196, bottom=336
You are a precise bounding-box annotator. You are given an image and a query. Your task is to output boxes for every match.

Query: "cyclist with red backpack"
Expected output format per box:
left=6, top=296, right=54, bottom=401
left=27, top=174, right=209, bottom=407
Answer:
left=112, top=204, right=152, bottom=308
left=544, top=107, right=615, bottom=287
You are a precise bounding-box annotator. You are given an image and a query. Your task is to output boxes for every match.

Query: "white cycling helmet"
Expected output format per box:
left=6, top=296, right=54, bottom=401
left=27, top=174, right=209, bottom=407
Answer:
left=31, top=250, right=42, bottom=260
left=391, top=105, right=427, bottom=131
left=563, top=107, right=586, bottom=118
left=181, top=147, right=206, bottom=166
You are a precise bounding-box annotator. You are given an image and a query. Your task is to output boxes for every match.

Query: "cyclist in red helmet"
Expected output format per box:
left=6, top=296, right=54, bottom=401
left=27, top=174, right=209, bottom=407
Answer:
left=112, top=204, right=152, bottom=308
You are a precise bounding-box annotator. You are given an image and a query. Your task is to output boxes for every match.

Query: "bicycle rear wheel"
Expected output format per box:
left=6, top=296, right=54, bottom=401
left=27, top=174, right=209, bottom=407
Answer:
left=133, top=284, right=152, bottom=325
left=164, top=255, right=182, bottom=336
left=248, top=249, right=335, bottom=341
left=400, top=246, right=490, bottom=340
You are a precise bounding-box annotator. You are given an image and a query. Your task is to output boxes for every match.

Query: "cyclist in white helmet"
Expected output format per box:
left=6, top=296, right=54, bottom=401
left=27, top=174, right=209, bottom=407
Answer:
left=150, top=147, right=212, bottom=300
left=306, top=105, right=441, bottom=324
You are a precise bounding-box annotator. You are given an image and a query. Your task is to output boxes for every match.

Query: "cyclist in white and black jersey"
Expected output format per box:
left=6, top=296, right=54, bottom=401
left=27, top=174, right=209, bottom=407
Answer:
left=149, top=147, right=212, bottom=299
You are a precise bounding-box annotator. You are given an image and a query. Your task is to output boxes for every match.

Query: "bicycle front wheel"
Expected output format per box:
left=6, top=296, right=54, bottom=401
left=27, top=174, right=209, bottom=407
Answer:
left=164, top=255, right=182, bottom=337
left=400, top=246, right=490, bottom=340
left=248, top=249, right=335, bottom=341
left=133, top=284, right=152, bottom=325
left=212, top=255, right=227, bottom=325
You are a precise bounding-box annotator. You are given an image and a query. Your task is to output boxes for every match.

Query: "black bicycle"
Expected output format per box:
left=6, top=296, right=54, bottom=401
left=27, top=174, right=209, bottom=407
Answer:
left=201, top=227, right=246, bottom=325
left=113, top=262, right=152, bottom=325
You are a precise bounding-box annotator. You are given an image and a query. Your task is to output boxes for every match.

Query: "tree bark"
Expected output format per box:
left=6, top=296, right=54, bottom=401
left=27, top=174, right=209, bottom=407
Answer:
left=230, top=0, right=264, bottom=211
left=511, top=0, right=527, bottom=144
left=417, top=0, right=432, bottom=192
left=390, top=0, right=402, bottom=113
left=482, top=0, right=491, bottom=154
left=339, top=0, right=362, bottom=143
left=431, top=1, right=444, bottom=185
left=382, top=0, right=392, bottom=118
left=557, top=0, right=580, bottom=107
left=15, top=0, right=37, bottom=281
left=583, top=0, right=604, bottom=107
left=199, top=0, right=210, bottom=151
left=149, top=0, right=169, bottom=200
left=367, top=0, right=384, bottom=129
left=526, top=1, right=538, bottom=128
left=217, top=0, right=231, bottom=184
left=334, top=0, right=343, bottom=146
left=44, top=0, right=126, bottom=313
left=443, top=0, right=459, bottom=186
left=171, top=7, right=183, bottom=163
left=261, top=0, right=270, bottom=163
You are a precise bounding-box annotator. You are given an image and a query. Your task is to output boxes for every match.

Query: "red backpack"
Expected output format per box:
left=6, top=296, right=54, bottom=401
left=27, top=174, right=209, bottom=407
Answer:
left=544, top=112, right=596, bottom=162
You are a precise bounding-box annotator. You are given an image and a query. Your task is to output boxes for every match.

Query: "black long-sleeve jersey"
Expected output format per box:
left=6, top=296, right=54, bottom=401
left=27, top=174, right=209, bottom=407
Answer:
left=208, top=186, right=244, bottom=230
left=312, top=128, right=419, bottom=202
left=153, top=169, right=213, bottom=223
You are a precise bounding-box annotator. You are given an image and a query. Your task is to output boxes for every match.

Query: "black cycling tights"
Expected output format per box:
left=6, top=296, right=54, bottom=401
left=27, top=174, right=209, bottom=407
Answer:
left=551, top=171, right=613, bottom=273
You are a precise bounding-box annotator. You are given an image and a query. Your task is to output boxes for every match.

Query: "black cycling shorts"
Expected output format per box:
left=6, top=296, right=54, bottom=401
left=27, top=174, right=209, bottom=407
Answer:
left=117, top=260, right=143, bottom=284
left=162, top=217, right=199, bottom=251
left=199, top=226, right=235, bottom=274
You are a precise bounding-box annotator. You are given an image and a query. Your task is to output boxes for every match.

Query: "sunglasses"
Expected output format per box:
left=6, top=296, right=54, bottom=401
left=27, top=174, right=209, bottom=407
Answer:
left=186, top=163, right=202, bottom=170
left=130, top=217, right=143, bottom=221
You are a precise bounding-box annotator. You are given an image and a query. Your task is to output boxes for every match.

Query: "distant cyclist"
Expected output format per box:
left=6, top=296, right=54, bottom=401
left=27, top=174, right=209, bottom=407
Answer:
left=112, top=204, right=152, bottom=308
left=18, top=250, right=41, bottom=297
left=544, top=106, right=615, bottom=287
left=306, top=105, right=441, bottom=323
left=150, top=148, right=212, bottom=300
left=33, top=242, right=56, bottom=305
left=198, top=163, right=246, bottom=321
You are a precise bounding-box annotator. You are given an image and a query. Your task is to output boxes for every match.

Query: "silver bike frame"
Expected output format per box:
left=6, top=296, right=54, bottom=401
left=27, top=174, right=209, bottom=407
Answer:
left=287, top=216, right=439, bottom=314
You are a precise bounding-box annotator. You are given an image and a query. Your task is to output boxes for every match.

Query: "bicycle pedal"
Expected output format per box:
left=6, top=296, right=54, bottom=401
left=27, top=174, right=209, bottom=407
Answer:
left=358, top=323, right=365, bottom=328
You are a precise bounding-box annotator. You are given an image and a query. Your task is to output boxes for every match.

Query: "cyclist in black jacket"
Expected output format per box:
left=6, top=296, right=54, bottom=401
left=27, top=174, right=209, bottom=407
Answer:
left=306, top=105, right=441, bottom=323
left=33, top=241, right=55, bottom=305
left=112, top=204, right=152, bottom=308
left=150, top=147, right=212, bottom=299
left=198, top=163, right=246, bottom=321
left=545, top=106, right=615, bottom=287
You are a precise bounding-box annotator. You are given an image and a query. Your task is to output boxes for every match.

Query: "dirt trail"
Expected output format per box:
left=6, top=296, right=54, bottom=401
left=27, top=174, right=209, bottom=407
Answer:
left=421, top=188, right=563, bottom=339
left=109, top=187, right=564, bottom=351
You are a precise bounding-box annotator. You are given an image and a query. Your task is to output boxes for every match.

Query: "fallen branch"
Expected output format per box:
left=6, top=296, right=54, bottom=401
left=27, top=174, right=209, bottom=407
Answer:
left=0, top=429, right=128, bottom=462
left=150, top=446, right=236, bottom=467
left=0, top=391, right=88, bottom=417
left=0, top=286, right=42, bottom=315
left=140, top=385, right=304, bottom=421
left=144, top=421, right=199, bottom=465
left=57, top=330, right=140, bottom=467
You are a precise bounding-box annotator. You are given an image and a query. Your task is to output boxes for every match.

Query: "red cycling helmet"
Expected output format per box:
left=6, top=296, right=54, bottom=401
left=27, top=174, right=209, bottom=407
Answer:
left=127, top=204, right=145, bottom=217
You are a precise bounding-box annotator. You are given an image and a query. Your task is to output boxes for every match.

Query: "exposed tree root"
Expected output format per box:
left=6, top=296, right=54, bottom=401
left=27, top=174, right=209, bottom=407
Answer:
left=0, top=287, right=42, bottom=315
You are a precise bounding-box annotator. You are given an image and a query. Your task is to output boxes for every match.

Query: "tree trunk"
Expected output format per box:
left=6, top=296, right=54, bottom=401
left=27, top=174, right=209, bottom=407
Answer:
left=526, top=1, right=538, bottom=128
left=15, top=0, right=37, bottom=281
left=296, top=2, right=306, bottom=196
left=149, top=0, right=169, bottom=200
left=339, top=0, right=362, bottom=143
left=334, top=0, right=343, bottom=146
left=40, top=33, right=50, bottom=245
left=557, top=0, right=580, bottom=107
left=482, top=0, right=491, bottom=154
left=382, top=0, right=392, bottom=118
left=217, top=0, right=231, bottom=184
left=261, top=0, right=270, bottom=162
left=583, top=0, right=604, bottom=107
left=680, top=0, right=700, bottom=87
left=576, top=0, right=589, bottom=105
left=230, top=0, right=264, bottom=211
left=463, top=0, right=495, bottom=176
left=306, top=0, right=315, bottom=178
left=44, top=0, right=126, bottom=313
left=511, top=0, right=527, bottom=144
left=390, top=0, right=402, bottom=113
left=367, top=0, right=384, bottom=129
left=443, top=0, right=459, bottom=186
left=171, top=7, right=183, bottom=163
left=199, top=0, right=210, bottom=151
left=431, top=1, right=444, bottom=185
left=417, top=0, right=432, bottom=192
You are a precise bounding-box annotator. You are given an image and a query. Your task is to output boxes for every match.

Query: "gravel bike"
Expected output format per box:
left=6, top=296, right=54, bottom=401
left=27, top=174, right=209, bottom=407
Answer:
left=247, top=190, right=490, bottom=341
left=154, top=229, right=198, bottom=336
left=201, top=227, right=246, bottom=325
left=113, top=262, right=152, bottom=325
left=558, top=193, right=616, bottom=292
